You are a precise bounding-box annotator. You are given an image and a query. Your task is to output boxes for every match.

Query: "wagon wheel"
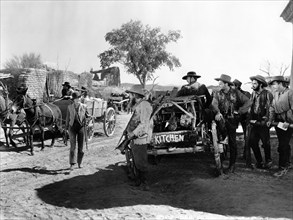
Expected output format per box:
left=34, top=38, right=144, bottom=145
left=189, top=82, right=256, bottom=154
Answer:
left=125, top=146, right=138, bottom=180
left=103, top=107, right=116, bottom=137
left=211, top=121, right=224, bottom=176
left=86, top=117, right=94, bottom=142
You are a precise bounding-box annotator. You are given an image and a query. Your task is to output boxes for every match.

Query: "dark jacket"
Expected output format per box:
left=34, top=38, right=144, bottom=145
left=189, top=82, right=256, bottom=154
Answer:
left=176, top=82, right=212, bottom=108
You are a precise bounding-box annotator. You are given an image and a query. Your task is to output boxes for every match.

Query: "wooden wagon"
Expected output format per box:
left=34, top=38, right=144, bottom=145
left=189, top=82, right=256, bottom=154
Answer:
left=121, top=95, right=227, bottom=177
left=54, top=98, right=116, bottom=142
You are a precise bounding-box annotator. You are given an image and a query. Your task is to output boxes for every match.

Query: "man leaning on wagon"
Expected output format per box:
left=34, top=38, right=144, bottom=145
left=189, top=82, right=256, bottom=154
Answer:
left=125, top=85, right=153, bottom=191
left=248, top=75, right=273, bottom=169
left=211, top=74, right=251, bottom=174
left=267, top=76, right=293, bottom=177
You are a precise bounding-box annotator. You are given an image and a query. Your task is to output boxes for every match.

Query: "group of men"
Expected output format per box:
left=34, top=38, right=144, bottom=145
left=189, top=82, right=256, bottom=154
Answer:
left=180, top=71, right=292, bottom=177
left=124, top=71, right=292, bottom=190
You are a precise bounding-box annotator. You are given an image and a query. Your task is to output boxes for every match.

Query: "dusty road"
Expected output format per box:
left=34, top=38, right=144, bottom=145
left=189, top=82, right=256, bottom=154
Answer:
left=0, top=113, right=292, bottom=220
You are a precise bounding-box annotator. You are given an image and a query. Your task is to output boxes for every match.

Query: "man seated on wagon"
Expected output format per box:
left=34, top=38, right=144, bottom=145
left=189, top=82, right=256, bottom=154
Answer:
left=176, top=71, right=213, bottom=124
left=61, top=82, right=74, bottom=99
left=16, top=83, right=28, bottom=96
left=177, top=71, right=212, bottom=108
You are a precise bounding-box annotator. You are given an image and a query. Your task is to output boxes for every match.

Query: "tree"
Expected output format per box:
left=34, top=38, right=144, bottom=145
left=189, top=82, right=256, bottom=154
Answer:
left=98, top=20, right=182, bottom=87
left=4, top=52, right=43, bottom=69
left=259, top=60, right=289, bottom=76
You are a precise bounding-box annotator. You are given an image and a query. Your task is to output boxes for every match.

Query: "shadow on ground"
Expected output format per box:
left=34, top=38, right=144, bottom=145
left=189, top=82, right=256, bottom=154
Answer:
left=1, top=166, right=71, bottom=175
left=36, top=153, right=292, bottom=219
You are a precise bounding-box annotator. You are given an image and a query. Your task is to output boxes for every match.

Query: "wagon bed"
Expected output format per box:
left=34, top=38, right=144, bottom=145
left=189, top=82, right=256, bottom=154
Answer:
left=54, top=98, right=116, bottom=140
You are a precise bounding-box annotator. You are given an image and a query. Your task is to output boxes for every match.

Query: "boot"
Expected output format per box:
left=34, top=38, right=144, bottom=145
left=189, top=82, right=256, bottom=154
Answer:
left=77, top=152, right=84, bottom=168
left=226, top=164, right=235, bottom=174
left=139, top=171, right=149, bottom=191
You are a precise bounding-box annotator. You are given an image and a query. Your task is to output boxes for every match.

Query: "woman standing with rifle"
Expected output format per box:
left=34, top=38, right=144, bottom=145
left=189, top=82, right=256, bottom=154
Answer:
left=124, top=85, right=153, bottom=190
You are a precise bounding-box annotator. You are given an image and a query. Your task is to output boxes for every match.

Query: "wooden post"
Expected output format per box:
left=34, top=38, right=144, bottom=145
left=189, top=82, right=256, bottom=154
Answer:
left=281, top=0, right=293, bottom=89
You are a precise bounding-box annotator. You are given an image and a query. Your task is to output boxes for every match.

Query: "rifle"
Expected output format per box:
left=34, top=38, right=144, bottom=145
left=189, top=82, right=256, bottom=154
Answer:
left=249, top=120, right=293, bottom=128
left=115, top=112, right=136, bottom=154
left=245, top=122, right=252, bottom=167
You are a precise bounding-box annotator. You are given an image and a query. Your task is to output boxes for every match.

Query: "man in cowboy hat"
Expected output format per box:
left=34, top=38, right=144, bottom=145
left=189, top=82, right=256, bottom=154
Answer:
left=177, top=71, right=212, bottom=109
left=247, top=75, right=273, bottom=169
left=231, top=79, right=251, bottom=160
left=61, top=82, right=74, bottom=98
left=80, top=86, right=90, bottom=103
left=267, top=76, right=293, bottom=177
left=125, top=84, right=153, bottom=190
left=66, top=91, right=90, bottom=170
left=16, top=83, right=28, bottom=95
left=211, top=74, right=251, bottom=173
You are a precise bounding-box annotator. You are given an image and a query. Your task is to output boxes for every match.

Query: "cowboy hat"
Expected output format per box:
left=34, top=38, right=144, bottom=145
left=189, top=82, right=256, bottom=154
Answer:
left=232, top=79, right=242, bottom=87
left=215, top=74, right=233, bottom=85
left=126, top=84, right=145, bottom=96
left=249, top=75, right=268, bottom=87
left=62, top=82, right=71, bottom=87
left=182, top=71, right=201, bottom=80
left=72, top=91, right=81, bottom=100
left=16, top=84, right=28, bottom=93
left=268, top=75, right=288, bottom=85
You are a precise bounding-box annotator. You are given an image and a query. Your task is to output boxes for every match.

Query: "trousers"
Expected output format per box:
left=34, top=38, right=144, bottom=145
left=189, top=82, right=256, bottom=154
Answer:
left=249, top=125, right=271, bottom=165
left=275, top=127, right=293, bottom=168
left=69, top=120, right=85, bottom=165
left=131, top=144, right=148, bottom=172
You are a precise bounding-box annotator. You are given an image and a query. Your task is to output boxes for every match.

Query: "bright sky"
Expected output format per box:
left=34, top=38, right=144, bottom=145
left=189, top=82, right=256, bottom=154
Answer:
left=1, top=1, right=291, bottom=91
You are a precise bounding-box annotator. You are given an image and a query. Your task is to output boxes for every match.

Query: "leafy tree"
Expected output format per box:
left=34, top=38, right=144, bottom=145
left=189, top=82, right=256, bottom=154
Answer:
left=98, top=20, right=181, bottom=87
left=4, top=52, right=43, bottom=69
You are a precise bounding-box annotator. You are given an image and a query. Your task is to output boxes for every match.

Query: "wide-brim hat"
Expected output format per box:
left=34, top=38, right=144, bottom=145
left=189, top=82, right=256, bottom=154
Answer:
left=126, top=84, right=145, bottom=96
left=72, top=91, right=81, bottom=100
left=62, top=82, right=71, bottom=87
left=232, top=79, right=242, bottom=87
left=268, top=75, right=288, bottom=85
left=16, top=84, right=28, bottom=93
left=182, top=71, right=201, bottom=80
left=250, top=75, right=268, bottom=87
left=215, top=74, right=233, bottom=85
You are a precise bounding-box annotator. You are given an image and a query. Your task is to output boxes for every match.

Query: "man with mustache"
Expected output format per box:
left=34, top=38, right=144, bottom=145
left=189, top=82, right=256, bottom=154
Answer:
left=248, top=75, right=273, bottom=169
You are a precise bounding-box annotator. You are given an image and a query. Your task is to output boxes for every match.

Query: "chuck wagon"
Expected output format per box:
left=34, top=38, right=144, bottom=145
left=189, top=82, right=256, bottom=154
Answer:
left=54, top=98, right=116, bottom=141
left=123, top=95, right=226, bottom=177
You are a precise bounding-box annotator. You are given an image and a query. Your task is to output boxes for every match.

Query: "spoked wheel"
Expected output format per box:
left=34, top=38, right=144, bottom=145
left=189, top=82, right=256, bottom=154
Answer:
left=86, top=117, right=94, bottom=142
left=103, top=107, right=116, bottom=137
left=211, top=121, right=224, bottom=176
left=125, top=146, right=138, bottom=180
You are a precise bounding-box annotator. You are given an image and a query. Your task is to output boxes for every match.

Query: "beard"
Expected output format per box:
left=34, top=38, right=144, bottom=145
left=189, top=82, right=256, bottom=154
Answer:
left=129, top=97, right=137, bottom=109
left=252, top=84, right=261, bottom=92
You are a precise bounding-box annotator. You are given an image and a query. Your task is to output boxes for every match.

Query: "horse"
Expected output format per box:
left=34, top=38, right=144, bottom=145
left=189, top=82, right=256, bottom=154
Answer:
left=0, top=85, right=28, bottom=149
left=11, top=94, right=64, bottom=155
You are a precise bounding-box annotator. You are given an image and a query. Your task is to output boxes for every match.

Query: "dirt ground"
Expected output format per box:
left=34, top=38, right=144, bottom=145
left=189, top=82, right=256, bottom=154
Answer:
left=0, top=113, right=292, bottom=220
